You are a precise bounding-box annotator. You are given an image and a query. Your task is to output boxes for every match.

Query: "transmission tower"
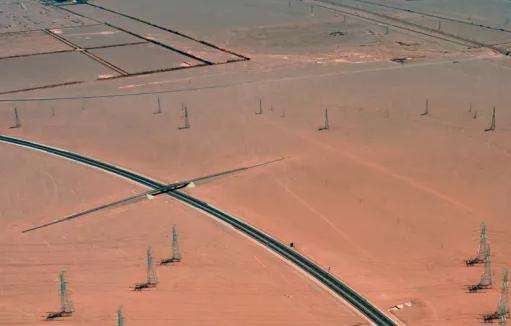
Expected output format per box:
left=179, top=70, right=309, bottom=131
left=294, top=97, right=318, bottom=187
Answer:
left=466, top=222, right=489, bottom=266
left=153, top=96, right=162, bottom=115
left=60, top=271, right=74, bottom=314
left=255, top=98, right=263, bottom=115
left=160, top=225, right=182, bottom=265
left=420, top=99, right=429, bottom=116
left=178, top=104, right=190, bottom=129
left=485, top=106, right=496, bottom=132
left=147, top=246, right=158, bottom=285
left=484, top=269, right=509, bottom=324
left=318, top=107, right=329, bottom=131
left=10, top=107, right=21, bottom=129
left=45, top=271, right=73, bottom=320
left=468, top=248, right=492, bottom=292
left=117, top=306, right=125, bottom=326
left=133, top=246, right=158, bottom=291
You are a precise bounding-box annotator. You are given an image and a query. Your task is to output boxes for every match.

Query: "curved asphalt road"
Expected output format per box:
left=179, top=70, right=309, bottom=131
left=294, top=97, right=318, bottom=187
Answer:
left=0, top=134, right=396, bottom=326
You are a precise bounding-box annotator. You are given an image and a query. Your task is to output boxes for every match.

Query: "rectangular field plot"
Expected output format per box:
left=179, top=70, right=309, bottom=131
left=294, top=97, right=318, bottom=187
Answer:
left=64, top=4, right=243, bottom=64
left=0, top=30, right=72, bottom=58
left=0, top=51, right=118, bottom=94
left=49, top=24, right=146, bottom=48
left=89, top=43, right=203, bottom=74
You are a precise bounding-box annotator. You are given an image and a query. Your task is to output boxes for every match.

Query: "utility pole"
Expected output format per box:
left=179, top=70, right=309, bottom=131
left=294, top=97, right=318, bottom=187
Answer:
left=10, top=107, right=21, bottom=129
left=420, top=99, right=429, bottom=116
left=485, top=106, right=496, bottom=132
left=256, top=98, right=263, bottom=115
left=45, top=271, right=74, bottom=320
left=318, top=107, right=329, bottom=131
left=153, top=96, right=162, bottom=115
left=178, top=104, right=190, bottom=130
left=466, top=222, right=489, bottom=266
left=160, top=225, right=182, bottom=265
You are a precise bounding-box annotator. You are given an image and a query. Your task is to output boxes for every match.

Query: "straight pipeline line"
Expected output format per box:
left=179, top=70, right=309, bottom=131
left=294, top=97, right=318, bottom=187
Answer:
left=0, top=81, right=84, bottom=96
left=0, top=134, right=395, bottom=326
left=22, top=183, right=188, bottom=233
left=21, top=158, right=284, bottom=233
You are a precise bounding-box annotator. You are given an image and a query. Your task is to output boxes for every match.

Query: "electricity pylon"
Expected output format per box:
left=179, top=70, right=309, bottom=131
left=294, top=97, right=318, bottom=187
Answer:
left=160, top=225, right=182, bottom=265
left=147, top=246, right=158, bottom=285
left=255, top=98, right=263, bottom=115
left=484, top=269, right=509, bottom=324
left=45, top=271, right=74, bottom=320
left=153, top=96, right=162, bottom=115
left=178, top=104, right=190, bottom=129
left=318, top=108, right=329, bottom=131
left=9, top=107, right=21, bottom=129
left=133, top=246, right=158, bottom=291
left=468, top=248, right=492, bottom=292
left=485, top=106, right=496, bottom=132
left=117, top=306, right=125, bottom=326
left=466, top=222, right=489, bottom=266
left=420, top=99, right=429, bottom=116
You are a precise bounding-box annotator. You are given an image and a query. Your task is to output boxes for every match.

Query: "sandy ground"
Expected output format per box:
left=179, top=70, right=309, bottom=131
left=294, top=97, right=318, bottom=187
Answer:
left=0, top=143, right=365, bottom=325
left=1, top=0, right=511, bottom=324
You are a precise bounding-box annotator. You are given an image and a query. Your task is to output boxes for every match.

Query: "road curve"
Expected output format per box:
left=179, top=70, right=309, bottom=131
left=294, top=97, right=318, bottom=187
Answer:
left=0, top=134, right=396, bottom=326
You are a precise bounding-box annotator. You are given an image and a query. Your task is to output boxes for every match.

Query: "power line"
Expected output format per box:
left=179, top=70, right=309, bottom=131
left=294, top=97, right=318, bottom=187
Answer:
left=0, top=56, right=488, bottom=103
left=0, top=82, right=239, bottom=103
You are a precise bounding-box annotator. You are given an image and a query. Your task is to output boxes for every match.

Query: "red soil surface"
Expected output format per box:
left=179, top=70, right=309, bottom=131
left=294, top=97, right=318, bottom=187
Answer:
left=0, top=144, right=365, bottom=325
left=1, top=54, right=510, bottom=325
left=1, top=0, right=510, bottom=324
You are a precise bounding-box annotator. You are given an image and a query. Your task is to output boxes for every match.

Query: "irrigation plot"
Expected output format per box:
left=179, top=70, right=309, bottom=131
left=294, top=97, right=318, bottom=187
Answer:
left=0, top=2, right=249, bottom=94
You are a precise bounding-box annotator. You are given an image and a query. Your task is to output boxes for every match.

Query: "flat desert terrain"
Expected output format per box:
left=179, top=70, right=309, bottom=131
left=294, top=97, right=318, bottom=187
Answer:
left=1, top=0, right=510, bottom=325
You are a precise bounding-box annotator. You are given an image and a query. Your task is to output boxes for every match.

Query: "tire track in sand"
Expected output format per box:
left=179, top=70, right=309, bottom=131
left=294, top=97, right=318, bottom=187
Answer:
left=266, top=120, right=476, bottom=216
